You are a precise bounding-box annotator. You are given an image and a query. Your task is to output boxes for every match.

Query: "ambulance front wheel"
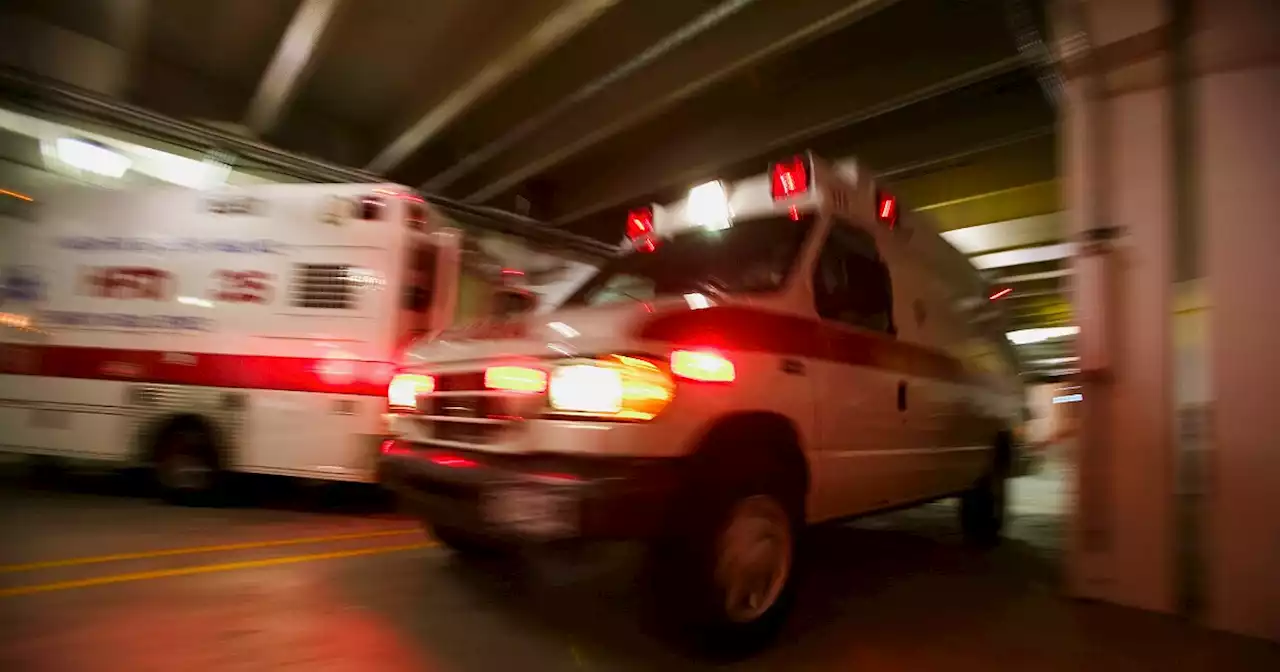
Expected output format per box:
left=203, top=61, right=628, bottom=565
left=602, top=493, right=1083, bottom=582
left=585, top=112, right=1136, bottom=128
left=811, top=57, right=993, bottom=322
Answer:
left=428, top=522, right=510, bottom=558
left=153, top=417, right=222, bottom=506
left=648, top=441, right=805, bottom=655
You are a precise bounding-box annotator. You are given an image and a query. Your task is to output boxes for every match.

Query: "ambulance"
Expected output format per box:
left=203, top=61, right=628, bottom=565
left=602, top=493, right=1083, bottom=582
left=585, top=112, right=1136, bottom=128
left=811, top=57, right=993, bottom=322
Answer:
left=0, top=182, right=599, bottom=503
left=378, top=152, right=1023, bottom=643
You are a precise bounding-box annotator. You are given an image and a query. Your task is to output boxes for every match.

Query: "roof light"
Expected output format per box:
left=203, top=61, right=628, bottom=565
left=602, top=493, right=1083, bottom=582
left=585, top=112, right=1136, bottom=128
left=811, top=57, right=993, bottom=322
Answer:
left=875, top=189, right=898, bottom=228
left=769, top=155, right=811, bottom=201
left=670, top=349, right=735, bottom=383
left=686, top=180, right=732, bottom=231
left=989, top=287, right=1013, bottom=300
left=56, top=138, right=131, bottom=178
left=485, top=365, right=548, bottom=394
left=626, top=207, right=658, bottom=252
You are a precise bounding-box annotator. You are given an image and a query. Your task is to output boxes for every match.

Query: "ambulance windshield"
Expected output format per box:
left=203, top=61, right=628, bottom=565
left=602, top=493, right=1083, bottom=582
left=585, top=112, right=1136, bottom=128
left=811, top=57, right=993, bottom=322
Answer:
left=561, top=213, right=814, bottom=308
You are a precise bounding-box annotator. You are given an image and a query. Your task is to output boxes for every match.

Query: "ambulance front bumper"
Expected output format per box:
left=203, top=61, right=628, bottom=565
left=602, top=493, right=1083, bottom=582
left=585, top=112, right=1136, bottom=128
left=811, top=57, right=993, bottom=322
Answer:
left=377, top=440, right=686, bottom=543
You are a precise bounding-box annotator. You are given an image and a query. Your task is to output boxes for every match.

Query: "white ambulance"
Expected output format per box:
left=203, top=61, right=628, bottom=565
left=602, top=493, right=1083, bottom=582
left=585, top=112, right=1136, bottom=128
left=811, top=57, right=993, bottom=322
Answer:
left=0, top=183, right=595, bottom=503
left=378, top=152, right=1023, bottom=644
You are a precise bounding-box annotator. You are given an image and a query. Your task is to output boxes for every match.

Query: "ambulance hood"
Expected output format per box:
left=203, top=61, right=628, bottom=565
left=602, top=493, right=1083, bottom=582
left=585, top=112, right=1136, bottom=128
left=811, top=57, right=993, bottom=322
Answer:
left=400, top=297, right=695, bottom=369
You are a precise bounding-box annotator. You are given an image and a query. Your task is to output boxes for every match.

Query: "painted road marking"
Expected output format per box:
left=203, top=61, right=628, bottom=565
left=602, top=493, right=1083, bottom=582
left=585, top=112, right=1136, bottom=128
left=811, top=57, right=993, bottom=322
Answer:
left=0, top=528, right=421, bottom=574
left=0, top=542, right=436, bottom=598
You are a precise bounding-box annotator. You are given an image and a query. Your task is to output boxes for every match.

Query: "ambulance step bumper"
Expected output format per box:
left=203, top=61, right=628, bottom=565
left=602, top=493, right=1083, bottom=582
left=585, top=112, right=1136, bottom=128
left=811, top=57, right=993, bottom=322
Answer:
left=377, top=441, right=684, bottom=544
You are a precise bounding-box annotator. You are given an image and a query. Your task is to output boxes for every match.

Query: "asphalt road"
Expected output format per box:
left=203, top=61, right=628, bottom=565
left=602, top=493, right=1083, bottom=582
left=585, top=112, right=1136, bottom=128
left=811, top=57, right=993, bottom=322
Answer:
left=0, top=461, right=1274, bottom=672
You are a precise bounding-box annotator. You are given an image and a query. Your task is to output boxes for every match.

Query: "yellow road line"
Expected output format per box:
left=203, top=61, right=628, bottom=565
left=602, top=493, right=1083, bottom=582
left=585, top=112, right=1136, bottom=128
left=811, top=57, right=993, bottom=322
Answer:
left=0, top=528, right=421, bottom=573
left=0, top=542, right=435, bottom=598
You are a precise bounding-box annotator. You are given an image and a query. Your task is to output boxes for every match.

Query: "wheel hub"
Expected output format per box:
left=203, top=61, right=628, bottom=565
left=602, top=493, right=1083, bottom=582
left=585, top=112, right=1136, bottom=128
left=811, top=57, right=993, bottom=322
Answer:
left=714, top=494, right=793, bottom=623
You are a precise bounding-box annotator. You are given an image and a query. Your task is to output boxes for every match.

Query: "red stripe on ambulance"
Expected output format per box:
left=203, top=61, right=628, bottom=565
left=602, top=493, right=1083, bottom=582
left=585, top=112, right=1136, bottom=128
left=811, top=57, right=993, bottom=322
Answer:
left=637, top=305, right=972, bottom=384
left=0, top=344, right=391, bottom=397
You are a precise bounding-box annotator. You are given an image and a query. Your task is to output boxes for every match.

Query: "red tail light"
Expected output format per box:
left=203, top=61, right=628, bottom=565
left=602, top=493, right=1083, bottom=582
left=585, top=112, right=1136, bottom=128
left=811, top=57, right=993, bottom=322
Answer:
left=430, top=454, right=478, bottom=468
left=485, top=365, right=548, bottom=393
left=769, top=155, right=811, bottom=201
left=671, top=349, right=736, bottom=383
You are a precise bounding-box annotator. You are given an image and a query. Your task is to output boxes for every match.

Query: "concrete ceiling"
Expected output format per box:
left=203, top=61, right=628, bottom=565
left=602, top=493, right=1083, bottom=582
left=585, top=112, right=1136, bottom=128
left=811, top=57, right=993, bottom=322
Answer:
left=0, top=0, right=1072, bottom=378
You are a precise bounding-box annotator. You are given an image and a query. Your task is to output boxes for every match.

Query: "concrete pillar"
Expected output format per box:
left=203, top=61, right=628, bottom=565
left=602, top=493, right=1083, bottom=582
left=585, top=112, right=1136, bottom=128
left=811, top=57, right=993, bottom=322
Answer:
left=1055, top=0, right=1178, bottom=616
left=1195, top=0, right=1280, bottom=642
left=1055, top=0, right=1280, bottom=641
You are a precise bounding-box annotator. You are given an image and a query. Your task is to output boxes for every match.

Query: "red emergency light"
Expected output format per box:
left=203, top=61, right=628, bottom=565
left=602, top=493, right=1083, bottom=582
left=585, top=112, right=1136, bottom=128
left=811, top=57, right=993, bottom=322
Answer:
left=769, top=155, right=811, bottom=201
left=626, top=207, right=658, bottom=252
left=875, top=189, right=898, bottom=229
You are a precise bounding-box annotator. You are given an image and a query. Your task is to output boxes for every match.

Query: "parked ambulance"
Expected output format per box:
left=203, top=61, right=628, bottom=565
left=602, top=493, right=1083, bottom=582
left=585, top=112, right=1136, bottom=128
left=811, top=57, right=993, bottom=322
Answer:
left=0, top=183, right=596, bottom=503
left=381, top=152, right=1024, bottom=644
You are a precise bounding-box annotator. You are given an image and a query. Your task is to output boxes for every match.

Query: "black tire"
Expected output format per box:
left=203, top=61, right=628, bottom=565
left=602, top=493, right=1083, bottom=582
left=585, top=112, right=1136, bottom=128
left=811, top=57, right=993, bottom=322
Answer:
left=26, top=454, right=67, bottom=488
left=649, top=466, right=802, bottom=657
left=430, top=522, right=509, bottom=558
left=154, top=420, right=222, bottom=506
left=960, top=462, right=1008, bottom=546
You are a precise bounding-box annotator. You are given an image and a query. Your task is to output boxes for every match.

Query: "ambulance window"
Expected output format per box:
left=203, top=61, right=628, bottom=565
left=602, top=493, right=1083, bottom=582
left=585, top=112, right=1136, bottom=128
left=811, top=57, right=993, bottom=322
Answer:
left=562, top=214, right=813, bottom=308
left=404, top=243, right=436, bottom=312
left=813, top=224, right=895, bottom=334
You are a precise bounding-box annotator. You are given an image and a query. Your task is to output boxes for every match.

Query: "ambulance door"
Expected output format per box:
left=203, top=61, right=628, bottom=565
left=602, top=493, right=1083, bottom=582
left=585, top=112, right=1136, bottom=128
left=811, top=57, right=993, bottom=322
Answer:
left=810, top=221, right=920, bottom=518
left=398, top=228, right=461, bottom=351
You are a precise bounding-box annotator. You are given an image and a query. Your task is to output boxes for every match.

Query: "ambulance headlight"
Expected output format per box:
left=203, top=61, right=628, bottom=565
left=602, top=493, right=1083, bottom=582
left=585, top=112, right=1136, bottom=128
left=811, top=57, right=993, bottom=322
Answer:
left=547, top=355, right=674, bottom=421
left=685, top=180, right=732, bottom=231
left=388, top=373, right=434, bottom=411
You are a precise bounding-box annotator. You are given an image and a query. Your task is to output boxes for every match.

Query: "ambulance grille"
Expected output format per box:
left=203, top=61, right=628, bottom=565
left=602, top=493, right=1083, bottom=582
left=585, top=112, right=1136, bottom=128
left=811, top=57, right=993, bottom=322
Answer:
left=412, top=373, right=517, bottom=447
left=290, top=263, right=358, bottom=310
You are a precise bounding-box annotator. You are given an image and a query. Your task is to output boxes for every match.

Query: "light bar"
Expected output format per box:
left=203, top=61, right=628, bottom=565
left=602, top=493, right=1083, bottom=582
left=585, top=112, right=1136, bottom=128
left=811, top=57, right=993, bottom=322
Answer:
left=56, top=138, right=131, bottom=178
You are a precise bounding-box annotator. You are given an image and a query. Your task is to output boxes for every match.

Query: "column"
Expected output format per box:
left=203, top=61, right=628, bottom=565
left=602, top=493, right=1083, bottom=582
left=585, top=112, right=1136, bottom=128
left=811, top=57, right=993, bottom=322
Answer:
left=1054, top=0, right=1177, bottom=614
left=1197, top=0, right=1280, bottom=643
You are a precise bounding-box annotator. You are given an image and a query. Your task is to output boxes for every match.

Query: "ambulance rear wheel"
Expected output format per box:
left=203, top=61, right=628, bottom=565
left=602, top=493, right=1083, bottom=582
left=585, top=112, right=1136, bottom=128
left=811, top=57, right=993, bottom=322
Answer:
left=154, top=420, right=221, bottom=506
left=960, top=449, right=1009, bottom=546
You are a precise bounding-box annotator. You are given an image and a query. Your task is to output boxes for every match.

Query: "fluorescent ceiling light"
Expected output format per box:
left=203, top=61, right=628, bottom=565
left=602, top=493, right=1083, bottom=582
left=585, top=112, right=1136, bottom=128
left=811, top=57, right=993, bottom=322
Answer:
left=177, top=296, right=213, bottom=308
left=56, top=137, right=131, bottom=178
left=1028, top=356, right=1081, bottom=366
left=683, top=292, right=712, bottom=310
left=1007, top=325, right=1080, bottom=345
left=686, top=180, right=732, bottom=231
left=970, top=243, right=1077, bottom=270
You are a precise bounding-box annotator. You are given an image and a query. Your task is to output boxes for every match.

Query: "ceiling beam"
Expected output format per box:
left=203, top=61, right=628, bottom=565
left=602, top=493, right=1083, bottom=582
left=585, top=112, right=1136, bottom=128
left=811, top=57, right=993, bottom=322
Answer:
left=107, top=0, right=150, bottom=98
left=365, top=0, right=619, bottom=174
left=439, top=0, right=904, bottom=198
left=552, top=55, right=1029, bottom=225
left=244, top=0, right=343, bottom=136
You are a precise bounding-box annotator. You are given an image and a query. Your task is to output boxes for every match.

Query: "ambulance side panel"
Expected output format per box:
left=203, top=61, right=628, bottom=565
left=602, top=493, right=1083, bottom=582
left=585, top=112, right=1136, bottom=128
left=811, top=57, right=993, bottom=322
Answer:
left=0, top=185, right=416, bottom=481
